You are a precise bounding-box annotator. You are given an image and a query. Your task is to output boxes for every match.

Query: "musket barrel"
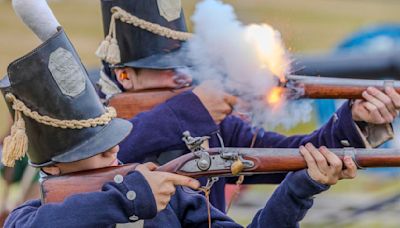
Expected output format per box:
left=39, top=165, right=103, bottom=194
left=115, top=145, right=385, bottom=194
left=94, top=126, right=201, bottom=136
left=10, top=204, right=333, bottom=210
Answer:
left=161, top=147, right=400, bottom=177
left=286, top=75, right=400, bottom=99
left=344, top=148, right=400, bottom=168
left=240, top=148, right=400, bottom=171
left=291, top=50, right=400, bottom=79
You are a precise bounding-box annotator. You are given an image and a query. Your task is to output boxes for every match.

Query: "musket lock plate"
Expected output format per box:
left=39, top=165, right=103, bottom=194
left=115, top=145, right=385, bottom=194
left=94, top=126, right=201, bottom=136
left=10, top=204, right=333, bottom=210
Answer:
left=182, top=131, right=212, bottom=171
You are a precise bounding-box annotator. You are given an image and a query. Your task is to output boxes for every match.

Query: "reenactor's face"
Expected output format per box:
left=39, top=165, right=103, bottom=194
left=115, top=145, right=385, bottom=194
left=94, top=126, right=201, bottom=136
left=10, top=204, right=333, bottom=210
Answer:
left=114, top=67, right=192, bottom=92
left=42, top=145, right=120, bottom=175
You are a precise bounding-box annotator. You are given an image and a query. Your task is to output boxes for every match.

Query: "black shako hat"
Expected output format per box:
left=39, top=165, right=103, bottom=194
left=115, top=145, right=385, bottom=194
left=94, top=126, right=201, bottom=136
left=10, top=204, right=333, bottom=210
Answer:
left=0, top=28, right=132, bottom=168
left=97, top=0, right=192, bottom=69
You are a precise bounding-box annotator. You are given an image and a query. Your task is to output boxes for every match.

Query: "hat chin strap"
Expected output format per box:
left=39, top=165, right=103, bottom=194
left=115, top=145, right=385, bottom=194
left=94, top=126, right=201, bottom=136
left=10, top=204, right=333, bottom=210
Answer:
left=96, top=6, right=193, bottom=65
left=1, top=93, right=117, bottom=167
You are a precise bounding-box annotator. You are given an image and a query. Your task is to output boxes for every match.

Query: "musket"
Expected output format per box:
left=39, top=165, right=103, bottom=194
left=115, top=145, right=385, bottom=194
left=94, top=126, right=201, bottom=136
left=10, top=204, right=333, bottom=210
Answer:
left=292, top=50, right=400, bottom=79
left=108, top=75, right=400, bottom=119
left=41, top=132, right=400, bottom=204
left=107, top=87, right=192, bottom=119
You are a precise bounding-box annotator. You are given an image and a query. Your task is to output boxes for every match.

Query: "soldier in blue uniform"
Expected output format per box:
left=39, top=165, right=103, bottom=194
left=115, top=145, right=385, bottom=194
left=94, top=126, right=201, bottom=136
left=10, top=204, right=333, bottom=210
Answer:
left=1, top=8, right=360, bottom=228
left=96, top=0, right=400, bottom=213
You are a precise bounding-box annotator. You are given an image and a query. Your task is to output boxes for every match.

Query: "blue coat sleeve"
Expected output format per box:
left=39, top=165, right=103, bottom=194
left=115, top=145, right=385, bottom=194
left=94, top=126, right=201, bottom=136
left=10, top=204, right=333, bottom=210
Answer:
left=248, top=170, right=329, bottom=228
left=5, top=172, right=157, bottom=228
left=118, top=91, right=218, bottom=163
left=168, top=171, right=327, bottom=228
left=219, top=100, right=365, bottom=149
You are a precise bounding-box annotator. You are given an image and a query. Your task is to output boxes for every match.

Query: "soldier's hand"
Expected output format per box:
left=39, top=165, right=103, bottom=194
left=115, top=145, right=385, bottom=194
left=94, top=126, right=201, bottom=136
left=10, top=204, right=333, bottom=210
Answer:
left=352, top=87, right=400, bottom=124
left=136, top=162, right=200, bottom=212
left=193, top=81, right=237, bottom=124
left=300, top=143, right=357, bottom=185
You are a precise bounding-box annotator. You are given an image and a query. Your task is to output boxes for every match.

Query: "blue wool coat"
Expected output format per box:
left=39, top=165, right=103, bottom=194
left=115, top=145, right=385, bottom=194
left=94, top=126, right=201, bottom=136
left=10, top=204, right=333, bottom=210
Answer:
left=5, top=169, right=328, bottom=227
left=117, top=91, right=366, bottom=212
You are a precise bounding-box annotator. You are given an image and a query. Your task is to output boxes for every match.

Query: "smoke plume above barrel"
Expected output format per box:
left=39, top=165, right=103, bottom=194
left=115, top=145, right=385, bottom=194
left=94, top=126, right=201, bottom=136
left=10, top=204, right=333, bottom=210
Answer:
left=185, top=0, right=312, bottom=129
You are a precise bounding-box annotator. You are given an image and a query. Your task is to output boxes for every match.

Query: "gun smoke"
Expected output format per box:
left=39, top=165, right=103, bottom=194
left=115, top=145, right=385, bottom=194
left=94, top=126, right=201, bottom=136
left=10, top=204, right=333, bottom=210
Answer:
left=183, top=0, right=312, bottom=129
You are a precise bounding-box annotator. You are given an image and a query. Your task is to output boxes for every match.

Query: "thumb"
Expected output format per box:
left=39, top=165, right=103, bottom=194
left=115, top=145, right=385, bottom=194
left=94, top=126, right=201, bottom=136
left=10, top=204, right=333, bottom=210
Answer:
left=224, top=94, right=238, bottom=106
left=143, top=162, right=158, bottom=171
left=136, top=162, right=158, bottom=173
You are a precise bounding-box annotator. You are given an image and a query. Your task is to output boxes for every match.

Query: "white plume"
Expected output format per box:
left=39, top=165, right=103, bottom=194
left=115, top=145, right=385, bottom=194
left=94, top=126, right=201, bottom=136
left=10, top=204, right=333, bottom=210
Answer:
left=12, top=0, right=60, bottom=42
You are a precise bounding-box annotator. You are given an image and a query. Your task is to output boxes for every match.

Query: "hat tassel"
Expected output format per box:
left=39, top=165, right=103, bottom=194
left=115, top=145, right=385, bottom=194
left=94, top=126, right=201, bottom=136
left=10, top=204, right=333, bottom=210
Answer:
left=96, top=14, right=121, bottom=65
left=105, top=37, right=121, bottom=65
left=95, top=35, right=111, bottom=60
left=2, top=111, right=28, bottom=167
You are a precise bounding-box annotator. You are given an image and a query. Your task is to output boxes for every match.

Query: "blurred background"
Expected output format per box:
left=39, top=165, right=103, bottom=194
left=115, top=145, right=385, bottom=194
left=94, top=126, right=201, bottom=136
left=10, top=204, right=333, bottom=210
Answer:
left=1, top=0, right=400, bottom=227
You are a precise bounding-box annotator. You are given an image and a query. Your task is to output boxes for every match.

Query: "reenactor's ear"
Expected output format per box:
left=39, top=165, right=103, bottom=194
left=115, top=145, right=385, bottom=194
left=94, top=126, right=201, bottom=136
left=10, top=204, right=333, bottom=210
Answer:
left=115, top=69, right=134, bottom=91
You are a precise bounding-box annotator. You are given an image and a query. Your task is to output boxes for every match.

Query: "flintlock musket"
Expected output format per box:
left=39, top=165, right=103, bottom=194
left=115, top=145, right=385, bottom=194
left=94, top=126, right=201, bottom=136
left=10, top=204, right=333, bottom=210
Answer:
left=42, top=131, right=400, bottom=204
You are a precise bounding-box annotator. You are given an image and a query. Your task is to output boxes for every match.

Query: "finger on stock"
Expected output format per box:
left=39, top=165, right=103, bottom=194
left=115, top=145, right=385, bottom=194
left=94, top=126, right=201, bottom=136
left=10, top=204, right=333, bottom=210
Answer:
left=224, top=94, right=238, bottom=106
left=385, top=86, right=400, bottom=110
left=362, top=102, right=385, bottom=123
left=305, top=143, right=329, bottom=171
left=340, top=156, right=357, bottom=179
left=367, top=87, right=398, bottom=118
left=167, top=173, right=200, bottom=190
left=299, top=145, right=318, bottom=170
left=364, top=88, right=395, bottom=121
left=362, top=93, right=391, bottom=123
left=143, top=162, right=158, bottom=171
left=221, top=103, right=233, bottom=115
left=318, top=146, right=342, bottom=171
left=136, top=163, right=157, bottom=173
left=351, top=100, right=367, bottom=121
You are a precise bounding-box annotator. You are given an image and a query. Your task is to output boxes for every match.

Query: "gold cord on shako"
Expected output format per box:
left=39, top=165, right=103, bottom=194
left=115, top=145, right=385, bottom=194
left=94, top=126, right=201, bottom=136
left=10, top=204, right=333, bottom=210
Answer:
left=1, top=93, right=117, bottom=167
left=96, top=6, right=193, bottom=65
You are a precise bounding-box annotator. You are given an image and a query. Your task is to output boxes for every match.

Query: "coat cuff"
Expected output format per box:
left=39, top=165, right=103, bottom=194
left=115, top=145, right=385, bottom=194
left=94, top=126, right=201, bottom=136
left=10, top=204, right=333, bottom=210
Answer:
left=286, top=170, right=329, bottom=199
left=117, top=171, right=157, bottom=220
left=354, top=122, right=394, bottom=148
left=333, top=101, right=393, bottom=148
left=166, top=90, right=218, bottom=136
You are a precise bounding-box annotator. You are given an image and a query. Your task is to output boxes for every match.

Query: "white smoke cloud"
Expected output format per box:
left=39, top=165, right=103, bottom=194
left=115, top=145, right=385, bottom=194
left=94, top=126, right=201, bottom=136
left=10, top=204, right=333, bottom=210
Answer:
left=184, top=0, right=312, bottom=129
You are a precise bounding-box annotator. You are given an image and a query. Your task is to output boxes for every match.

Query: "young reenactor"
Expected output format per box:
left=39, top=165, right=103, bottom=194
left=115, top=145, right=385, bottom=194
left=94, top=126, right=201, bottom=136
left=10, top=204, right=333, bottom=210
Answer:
left=96, top=0, right=399, bottom=212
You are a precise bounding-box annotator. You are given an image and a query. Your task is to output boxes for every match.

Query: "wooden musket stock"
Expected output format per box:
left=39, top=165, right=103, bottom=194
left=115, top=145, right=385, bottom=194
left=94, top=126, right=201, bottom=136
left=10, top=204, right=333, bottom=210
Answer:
left=287, top=75, right=400, bottom=99
left=41, top=147, right=400, bottom=204
left=108, top=87, right=192, bottom=119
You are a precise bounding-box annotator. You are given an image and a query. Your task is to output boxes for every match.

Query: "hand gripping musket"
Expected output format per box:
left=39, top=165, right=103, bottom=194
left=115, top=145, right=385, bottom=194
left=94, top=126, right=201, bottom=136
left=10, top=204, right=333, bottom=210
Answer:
left=41, top=131, right=400, bottom=204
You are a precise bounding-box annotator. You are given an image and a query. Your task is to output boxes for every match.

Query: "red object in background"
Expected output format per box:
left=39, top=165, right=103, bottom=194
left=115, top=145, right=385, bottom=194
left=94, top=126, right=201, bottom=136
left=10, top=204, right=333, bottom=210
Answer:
left=0, top=210, right=9, bottom=227
left=225, top=184, right=248, bottom=206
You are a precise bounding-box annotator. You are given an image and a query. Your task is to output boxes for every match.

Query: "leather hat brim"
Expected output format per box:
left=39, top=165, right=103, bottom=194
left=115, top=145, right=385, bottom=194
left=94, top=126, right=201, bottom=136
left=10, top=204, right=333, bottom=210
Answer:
left=49, top=118, right=132, bottom=165
left=122, top=50, right=190, bottom=70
